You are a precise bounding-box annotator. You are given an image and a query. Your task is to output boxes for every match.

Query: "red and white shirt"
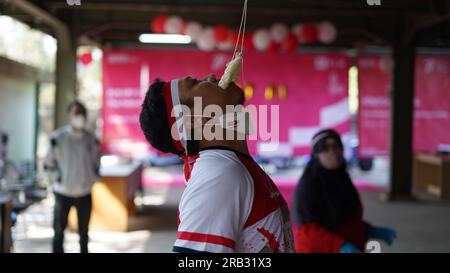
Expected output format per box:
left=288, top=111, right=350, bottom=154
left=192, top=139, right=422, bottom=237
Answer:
left=173, top=147, right=295, bottom=253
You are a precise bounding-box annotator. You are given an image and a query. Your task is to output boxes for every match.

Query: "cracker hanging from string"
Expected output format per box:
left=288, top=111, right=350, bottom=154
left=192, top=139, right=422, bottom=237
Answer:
left=218, top=0, right=248, bottom=90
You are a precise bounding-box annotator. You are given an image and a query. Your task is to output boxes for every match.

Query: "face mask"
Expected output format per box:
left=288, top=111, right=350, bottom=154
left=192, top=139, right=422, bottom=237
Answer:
left=70, top=115, right=86, bottom=130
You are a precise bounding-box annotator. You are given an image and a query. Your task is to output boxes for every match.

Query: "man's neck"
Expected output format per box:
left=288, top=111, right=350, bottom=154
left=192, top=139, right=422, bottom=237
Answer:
left=198, top=139, right=250, bottom=156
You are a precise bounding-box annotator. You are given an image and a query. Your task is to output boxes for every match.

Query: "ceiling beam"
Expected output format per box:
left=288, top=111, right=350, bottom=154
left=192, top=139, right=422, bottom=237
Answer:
left=46, top=2, right=417, bottom=18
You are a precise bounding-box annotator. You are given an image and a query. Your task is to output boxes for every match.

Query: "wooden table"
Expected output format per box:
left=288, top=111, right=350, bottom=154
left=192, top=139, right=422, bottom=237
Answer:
left=69, top=161, right=143, bottom=232
left=413, top=153, right=450, bottom=201
left=0, top=192, right=13, bottom=253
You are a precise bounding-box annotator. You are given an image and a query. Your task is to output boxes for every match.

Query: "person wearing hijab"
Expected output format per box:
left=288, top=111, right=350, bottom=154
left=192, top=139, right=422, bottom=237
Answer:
left=292, top=129, right=396, bottom=253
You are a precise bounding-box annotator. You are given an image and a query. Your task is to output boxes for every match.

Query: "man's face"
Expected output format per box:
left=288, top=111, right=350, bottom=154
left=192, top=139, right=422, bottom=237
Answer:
left=68, top=105, right=87, bottom=130
left=178, top=74, right=245, bottom=110
left=68, top=105, right=86, bottom=119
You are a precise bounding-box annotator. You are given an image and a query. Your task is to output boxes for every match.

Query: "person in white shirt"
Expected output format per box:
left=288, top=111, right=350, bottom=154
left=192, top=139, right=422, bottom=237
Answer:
left=139, top=76, right=294, bottom=253
left=44, top=101, right=100, bottom=253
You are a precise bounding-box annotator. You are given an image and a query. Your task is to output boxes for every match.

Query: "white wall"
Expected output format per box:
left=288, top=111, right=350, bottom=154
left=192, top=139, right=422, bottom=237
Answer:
left=0, top=74, right=36, bottom=164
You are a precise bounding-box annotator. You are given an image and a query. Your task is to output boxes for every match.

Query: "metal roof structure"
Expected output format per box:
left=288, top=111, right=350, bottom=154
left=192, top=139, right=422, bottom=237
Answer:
left=1, top=0, right=449, bottom=48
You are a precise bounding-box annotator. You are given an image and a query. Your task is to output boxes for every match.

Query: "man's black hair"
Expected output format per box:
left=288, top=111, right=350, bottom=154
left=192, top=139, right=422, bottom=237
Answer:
left=140, top=79, right=199, bottom=155
left=67, top=100, right=87, bottom=117
left=140, top=79, right=181, bottom=155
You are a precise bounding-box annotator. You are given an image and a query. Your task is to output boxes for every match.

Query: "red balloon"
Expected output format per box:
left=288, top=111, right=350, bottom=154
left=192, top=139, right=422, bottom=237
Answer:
left=281, top=33, right=298, bottom=52
left=301, top=24, right=318, bottom=43
left=151, top=15, right=167, bottom=33
left=268, top=41, right=281, bottom=53
left=79, top=52, right=92, bottom=65
left=213, top=25, right=230, bottom=43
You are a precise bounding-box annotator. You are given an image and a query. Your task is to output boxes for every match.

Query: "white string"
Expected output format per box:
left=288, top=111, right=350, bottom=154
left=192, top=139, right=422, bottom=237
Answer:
left=232, top=0, right=248, bottom=60
left=240, top=0, right=247, bottom=85
left=229, top=0, right=248, bottom=86
left=240, top=0, right=247, bottom=55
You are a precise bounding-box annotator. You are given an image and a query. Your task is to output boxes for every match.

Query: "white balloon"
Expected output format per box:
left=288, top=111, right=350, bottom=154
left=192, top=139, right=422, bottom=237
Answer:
left=185, top=21, right=203, bottom=42
left=253, top=29, right=271, bottom=52
left=318, top=21, right=337, bottom=44
left=270, top=23, right=289, bottom=43
left=164, top=16, right=183, bottom=34
left=197, top=27, right=215, bottom=51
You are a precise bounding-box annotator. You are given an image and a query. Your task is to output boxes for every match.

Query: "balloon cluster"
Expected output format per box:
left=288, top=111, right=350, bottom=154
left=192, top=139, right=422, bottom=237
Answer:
left=150, top=15, right=337, bottom=52
left=254, top=21, right=337, bottom=53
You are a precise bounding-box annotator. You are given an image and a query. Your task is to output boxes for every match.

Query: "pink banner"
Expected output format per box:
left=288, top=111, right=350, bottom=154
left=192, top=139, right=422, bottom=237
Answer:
left=102, top=49, right=350, bottom=157
left=414, top=56, right=450, bottom=152
left=357, top=55, right=450, bottom=157
left=357, top=55, right=392, bottom=157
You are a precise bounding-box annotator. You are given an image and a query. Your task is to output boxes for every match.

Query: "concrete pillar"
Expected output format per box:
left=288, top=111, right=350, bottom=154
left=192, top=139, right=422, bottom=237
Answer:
left=387, top=18, right=416, bottom=199
left=54, top=30, right=77, bottom=129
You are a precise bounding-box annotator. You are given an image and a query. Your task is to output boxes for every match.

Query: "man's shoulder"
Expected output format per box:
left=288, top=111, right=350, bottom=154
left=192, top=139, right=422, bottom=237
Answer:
left=50, top=126, right=70, bottom=139
left=50, top=126, right=97, bottom=142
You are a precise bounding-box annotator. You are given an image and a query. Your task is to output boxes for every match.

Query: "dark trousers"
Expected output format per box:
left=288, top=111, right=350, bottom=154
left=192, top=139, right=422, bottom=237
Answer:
left=53, top=192, right=92, bottom=253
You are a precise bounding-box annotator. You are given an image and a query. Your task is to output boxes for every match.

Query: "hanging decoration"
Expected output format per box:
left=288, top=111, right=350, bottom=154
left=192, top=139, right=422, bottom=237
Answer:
left=300, top=23, right=318, bottom=44
left=213, top=25, right=230, bottom=43
left=197, top=27, right=215, bottom=51
left=150, top=15, right=167, bottom=34
left=185, top=21, right=203, bottom=42
left=318, top=21, right=338, bottom=44
left=270, top=23, right=289, bottom=43
left=149, top=10, right=338, bottom=52
left=253, top=29, right=271, bottom=52
left=164, top=16, right=184, bottom=34
left=281, top=33, right=298, bottom=52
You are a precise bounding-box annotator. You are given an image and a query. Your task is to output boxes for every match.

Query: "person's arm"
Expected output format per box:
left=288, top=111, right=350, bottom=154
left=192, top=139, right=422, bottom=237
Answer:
left=295, top=222, right=346, bottom=253
left=90, top=136, right=101, bottom=176
left=354, top=201, right=396, bottom=246
left=43, top=135, right=61, bottom=183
